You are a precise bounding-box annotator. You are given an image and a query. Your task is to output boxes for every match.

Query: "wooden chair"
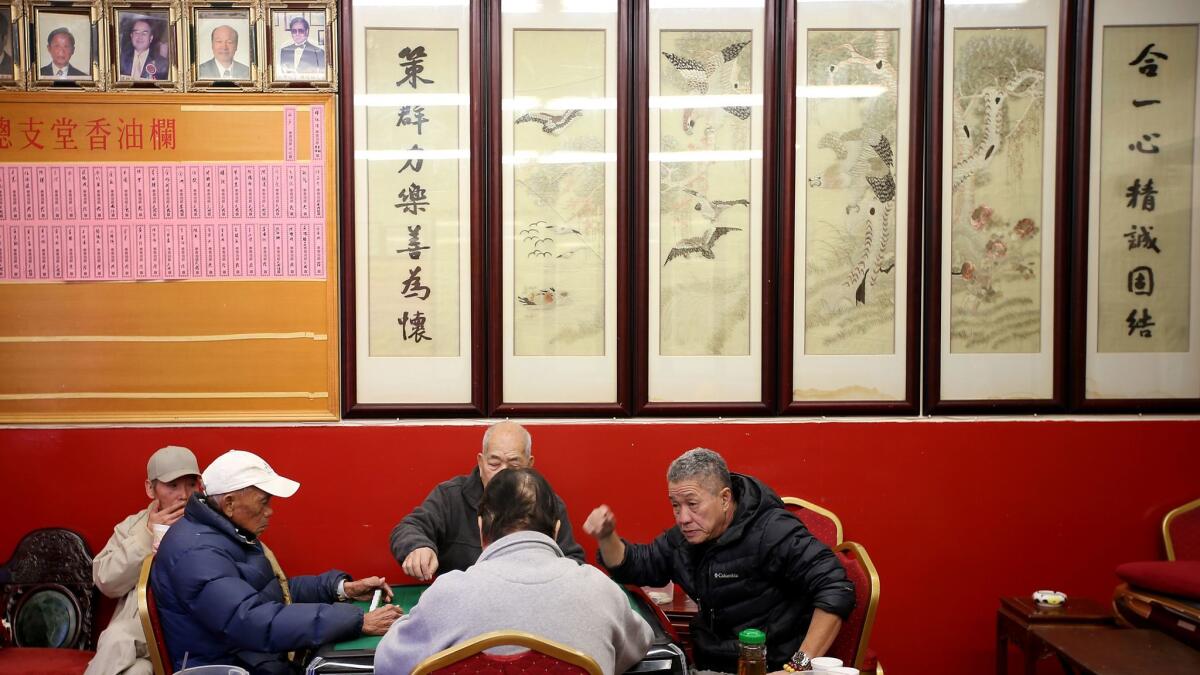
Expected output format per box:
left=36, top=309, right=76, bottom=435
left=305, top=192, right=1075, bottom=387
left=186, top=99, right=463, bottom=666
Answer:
left=0, top=528, right=98, bottom=674
left=825, top=541, right=881, bottom=674
left=410, top=630, right=603, bottom=675
left=1163, top=496, right=1200, bottom=561
left=782, top=496, right=844, bottom=547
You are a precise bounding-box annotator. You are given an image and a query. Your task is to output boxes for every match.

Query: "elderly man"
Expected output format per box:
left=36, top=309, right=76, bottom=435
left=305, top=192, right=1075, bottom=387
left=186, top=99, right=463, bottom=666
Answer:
left=39, top=27, right=87, bottom=78
left=278, top=16, right=325, bottom=77
left=85, top=446, right=201, bottom=675
left=376, top=468, right=653, bottom=675
left=390, top=421, right=584, bottom=579
left=585, top=448, right=855, bottom=674
left=151, top=450, right=402, bottom=674
left=119, top=17, right=168, bottom=80
left=197, top=25, right=249, bottom=79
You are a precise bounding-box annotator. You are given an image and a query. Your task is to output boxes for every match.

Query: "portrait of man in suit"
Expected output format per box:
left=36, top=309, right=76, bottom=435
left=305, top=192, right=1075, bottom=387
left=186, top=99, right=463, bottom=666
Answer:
left=39, top=26, right=88, bottom=79
left=197, top=24, right=250, bottom=80
left=276, top=14, right=326, bottom=81
left=118, top=13, right=169, bottom=81
left=0, top=10, right=15, bottom=79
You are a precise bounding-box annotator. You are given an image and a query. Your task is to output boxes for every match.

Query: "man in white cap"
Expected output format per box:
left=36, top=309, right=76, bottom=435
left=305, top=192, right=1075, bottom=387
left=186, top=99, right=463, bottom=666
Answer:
left=151, top=449, right=402, bottom=674
left=86, top=445, right=202, bottom=675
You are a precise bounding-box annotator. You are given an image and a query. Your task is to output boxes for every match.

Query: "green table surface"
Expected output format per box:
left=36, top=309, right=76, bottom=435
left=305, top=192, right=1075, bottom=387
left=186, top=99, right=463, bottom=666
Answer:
left=332, top=584, right=654, bottom=652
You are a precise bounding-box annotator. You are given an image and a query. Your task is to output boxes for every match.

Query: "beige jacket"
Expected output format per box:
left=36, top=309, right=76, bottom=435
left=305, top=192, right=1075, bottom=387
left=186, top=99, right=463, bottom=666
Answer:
left=85, top=507, right=154, bottom=675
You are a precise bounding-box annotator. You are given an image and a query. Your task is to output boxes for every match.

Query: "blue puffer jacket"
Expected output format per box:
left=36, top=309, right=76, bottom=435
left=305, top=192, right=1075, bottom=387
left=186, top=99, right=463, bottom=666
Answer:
left=150, top=495, right=365, bottom=673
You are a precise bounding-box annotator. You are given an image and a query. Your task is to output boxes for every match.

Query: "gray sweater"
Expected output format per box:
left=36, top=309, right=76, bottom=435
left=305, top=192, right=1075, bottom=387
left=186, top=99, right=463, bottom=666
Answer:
left=375, top=531, right=653, bottom=675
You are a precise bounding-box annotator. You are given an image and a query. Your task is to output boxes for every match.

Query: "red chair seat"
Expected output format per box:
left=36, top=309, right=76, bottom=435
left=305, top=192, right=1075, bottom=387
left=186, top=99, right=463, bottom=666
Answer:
left=0, top=647, right=95, bottom=674
left=433, top=650, right=593, bottom=674
left=1116, top=560, right=1200, bottom=601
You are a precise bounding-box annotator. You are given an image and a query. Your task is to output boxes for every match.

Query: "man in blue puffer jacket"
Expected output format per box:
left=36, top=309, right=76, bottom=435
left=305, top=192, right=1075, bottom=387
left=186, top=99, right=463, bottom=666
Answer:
left=151, top=450, right=403, bottom=674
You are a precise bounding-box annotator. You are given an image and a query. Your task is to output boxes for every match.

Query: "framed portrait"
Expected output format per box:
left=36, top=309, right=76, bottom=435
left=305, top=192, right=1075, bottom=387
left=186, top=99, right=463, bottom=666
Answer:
left=31, top=2, right=101, bottom=88
left=489, top=0, right=627, bottom=414
left=189, top=3, right=257, bottom=89
left=636, top=0, right=777, bottom=414
left=0, top=3, right=24, bottom=87
left=266, top=4, right=335, bottom=88
left=924, top=0, right=1072, bottom=413
left=109, top=5, right=178, bottom=89
left=342, top=0, right=484, bottom=414
left=1070, top=0, right=1200, bottom=412
left=778, top=0, right=924, bottom=415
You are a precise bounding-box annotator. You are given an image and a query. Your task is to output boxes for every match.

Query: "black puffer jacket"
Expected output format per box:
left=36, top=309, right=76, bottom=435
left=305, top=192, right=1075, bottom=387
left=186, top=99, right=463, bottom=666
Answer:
left=602, top=474, right=855, bottom=672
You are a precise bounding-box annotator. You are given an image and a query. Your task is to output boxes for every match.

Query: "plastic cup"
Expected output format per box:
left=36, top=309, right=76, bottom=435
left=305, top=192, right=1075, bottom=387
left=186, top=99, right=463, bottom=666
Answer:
left=175, top=666, right=249, bottom=675
left=151, top=523, right=170, bottom=551
left=811, top=656, right=844, bottom=671
left=827, top=668, right=859, bottom=675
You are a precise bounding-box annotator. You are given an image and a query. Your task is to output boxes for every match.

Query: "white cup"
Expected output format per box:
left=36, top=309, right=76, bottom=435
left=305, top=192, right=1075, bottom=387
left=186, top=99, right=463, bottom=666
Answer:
left=827, top=668, right=859, bottom=675
left=151, top=523, right=170, bottom=551
left=811, top=657, right=844, bottom=671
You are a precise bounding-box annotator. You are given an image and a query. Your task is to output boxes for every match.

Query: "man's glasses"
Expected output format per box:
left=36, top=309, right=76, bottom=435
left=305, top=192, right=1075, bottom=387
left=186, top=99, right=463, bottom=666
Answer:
left=290, top=28, right=307, bottom=33
left=130, top=30, right=152, bottom=37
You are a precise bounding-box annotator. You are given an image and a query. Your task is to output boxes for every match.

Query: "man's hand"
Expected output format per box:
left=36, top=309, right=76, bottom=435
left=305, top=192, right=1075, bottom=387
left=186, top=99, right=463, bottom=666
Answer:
left=583, top=505, right=617, bottom=540
left=360, top=605, right=404, bottom=636
left=401, top=547, right=439, bottom=581
left=343, top=576, right=394, bottom=603
left=145, top=499, right=186, bottom=533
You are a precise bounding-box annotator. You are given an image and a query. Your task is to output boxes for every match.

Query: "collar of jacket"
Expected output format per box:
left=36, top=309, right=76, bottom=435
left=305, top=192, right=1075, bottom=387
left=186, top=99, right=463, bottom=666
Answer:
left=478, top=530, right=563, bottom=563
left=463, top=466, right=484, bottom=508
left=186, top=493, right=261, bottom=547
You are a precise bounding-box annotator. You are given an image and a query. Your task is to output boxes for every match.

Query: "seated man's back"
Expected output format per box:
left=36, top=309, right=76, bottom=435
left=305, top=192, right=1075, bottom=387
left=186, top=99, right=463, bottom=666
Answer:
left=376, top=469, right=652, bottom=675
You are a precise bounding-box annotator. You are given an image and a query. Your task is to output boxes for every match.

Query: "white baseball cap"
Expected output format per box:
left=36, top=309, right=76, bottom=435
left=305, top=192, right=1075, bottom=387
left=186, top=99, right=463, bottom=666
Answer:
left=202, top=449, right=300, bottom=498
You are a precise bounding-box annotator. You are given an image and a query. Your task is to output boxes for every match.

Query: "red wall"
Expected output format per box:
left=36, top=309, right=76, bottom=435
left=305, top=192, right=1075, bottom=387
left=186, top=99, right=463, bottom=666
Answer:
left=1, top=419, right=1197, bottom=673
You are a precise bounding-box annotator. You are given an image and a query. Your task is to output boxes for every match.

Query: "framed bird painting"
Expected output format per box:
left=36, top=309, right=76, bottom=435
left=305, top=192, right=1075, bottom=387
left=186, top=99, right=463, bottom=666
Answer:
left=489, top=0, right=628, bottom=414
left=778, top=0, right=924, bottom=415
left=636, top=0, right=777, bottom=413
left=341, top=0, right=484, bottom=415
left=1069, top=0, right=1200, bottom=413
left=924, top=0, right=1072, bottom=413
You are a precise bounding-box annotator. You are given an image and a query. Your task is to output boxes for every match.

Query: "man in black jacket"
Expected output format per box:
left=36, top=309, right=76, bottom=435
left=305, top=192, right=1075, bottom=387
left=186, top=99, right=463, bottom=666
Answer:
left=389, top=421, right=585, bottom=579
left=584, top=448, right=855, bottom=673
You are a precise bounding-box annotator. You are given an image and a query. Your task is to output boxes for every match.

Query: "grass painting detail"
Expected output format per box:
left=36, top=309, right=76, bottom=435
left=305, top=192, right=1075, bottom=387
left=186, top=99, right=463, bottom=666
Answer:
left=804, top=29, right=899, bottom=355
left=950, top=28, right=1046, bottom=353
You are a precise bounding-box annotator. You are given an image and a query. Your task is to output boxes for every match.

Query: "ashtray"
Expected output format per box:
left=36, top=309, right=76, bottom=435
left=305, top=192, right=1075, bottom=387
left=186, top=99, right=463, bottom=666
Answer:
left=1032, top=590, right=1067, bottom=607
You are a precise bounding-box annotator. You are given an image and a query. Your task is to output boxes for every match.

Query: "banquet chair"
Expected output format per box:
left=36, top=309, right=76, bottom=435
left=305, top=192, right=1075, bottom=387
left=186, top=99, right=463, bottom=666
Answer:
left=825, top=541, right=882, bottom=674
left=1163, top=496, right=1200, bottom=561
left=782, top=496, right=844, bottom=547
left=0, top=528, right=98, bottom=674
left=410, top=630, right=603, bottom=675
left=137, top=555, right=172, bottom=675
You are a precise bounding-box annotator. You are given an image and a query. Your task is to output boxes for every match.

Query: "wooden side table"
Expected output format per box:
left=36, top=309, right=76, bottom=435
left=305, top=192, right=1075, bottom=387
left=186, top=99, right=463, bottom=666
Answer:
left=996, top=596, right=1113, bottom=675
left=1029, top=625, right=1200, bottom=675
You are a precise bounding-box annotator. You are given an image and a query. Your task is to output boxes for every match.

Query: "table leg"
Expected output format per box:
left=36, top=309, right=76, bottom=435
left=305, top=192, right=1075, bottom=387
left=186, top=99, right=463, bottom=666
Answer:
left=996, top=614, right=1008, bottom=675
left=1022, top=639, right=1038, bottom=675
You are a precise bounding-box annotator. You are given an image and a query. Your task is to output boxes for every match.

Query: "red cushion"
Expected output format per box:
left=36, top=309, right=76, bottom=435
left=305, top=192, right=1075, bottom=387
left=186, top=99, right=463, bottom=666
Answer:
left=0, top=647, right=95, bottom=674
left=434, top=650, right=593, bottom=674
left=1116, top=560, right=1200, bottom=601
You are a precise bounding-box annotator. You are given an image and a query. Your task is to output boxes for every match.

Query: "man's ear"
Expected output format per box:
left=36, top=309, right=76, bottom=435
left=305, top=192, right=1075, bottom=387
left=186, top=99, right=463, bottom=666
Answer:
left=145, top=480, right=156, bottom=502
left=528, top=454, right=535, bottom=468
left=220, top=493, right=236, bottom=517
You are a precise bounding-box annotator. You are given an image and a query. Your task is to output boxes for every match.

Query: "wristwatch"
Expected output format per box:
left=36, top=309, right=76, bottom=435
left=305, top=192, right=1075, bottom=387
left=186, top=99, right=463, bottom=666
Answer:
left=782, top=650, right=811, bottom=672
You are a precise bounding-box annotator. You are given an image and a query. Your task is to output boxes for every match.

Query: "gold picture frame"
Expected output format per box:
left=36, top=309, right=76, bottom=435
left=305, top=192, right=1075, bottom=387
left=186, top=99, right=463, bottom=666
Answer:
left=0, top=2, right=25, bottom=88
left=187, top=1, right=258, bottom=90
left=264, top=2, right=335, bottom=90
left=30, top=1, right=104, bottom=90
left=108, top=3, right=181, bottom=90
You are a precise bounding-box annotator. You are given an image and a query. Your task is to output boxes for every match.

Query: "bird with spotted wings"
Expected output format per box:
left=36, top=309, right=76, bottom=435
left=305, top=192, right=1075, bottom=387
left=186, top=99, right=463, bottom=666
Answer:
left=664, top=227, right=742, bottom=265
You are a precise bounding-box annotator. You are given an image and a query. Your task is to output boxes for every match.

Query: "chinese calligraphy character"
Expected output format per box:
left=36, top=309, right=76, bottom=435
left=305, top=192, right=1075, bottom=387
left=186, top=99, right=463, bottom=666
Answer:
left=1132, top=99, right=1161, bottom=108
left=51, top=117, right=77, bottom=150
left=150, top=118, right=176, bottom=150
left=1128, top=133, right=1161, bottom=154
left=396, top=46, right=434, bottom=89
left=1124, top=225, right=1161, bottom=253
left=1129, top=43, right=1167, bottom=77
left=117, top=118, right=144, bottom=150
left=397, top=106, right=428, bottom=135
left=1125, top=178, right=1157, bottom=211
left=398, top=310, right=432, bottom=342
left=401, top=266, right=431, bottom=300
left=86, top=118, right=111, bottom=150
left=19, top=117, right=44, bottom=150
left=398, top=144, right=425, bottom=174
left=1127, top=266, right=1154, bottom=297
left=396, top=224, right=431, bottom=260
left=0, top=117, right=9, bottom=149
left=1125, top=308, right=1155, bottom=337
left=395, top=182, right=430, bottom=215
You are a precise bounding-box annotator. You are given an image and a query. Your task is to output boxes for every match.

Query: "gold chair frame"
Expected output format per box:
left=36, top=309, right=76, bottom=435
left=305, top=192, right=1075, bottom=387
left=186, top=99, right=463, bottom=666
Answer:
left=782, top=496, right=845, bottom=546
left=410, top=630, right=603, bottom=675
left=1162, top=496, right=1200, bottom=561
left=136, top=555, right=168, bottom=675
left=837, top=541, right=880, bottom=671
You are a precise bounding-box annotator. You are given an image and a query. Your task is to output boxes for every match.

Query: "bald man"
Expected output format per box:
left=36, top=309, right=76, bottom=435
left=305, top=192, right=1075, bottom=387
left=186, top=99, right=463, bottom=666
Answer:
left=389, top=421, right=585, bottom=579
left=197, top=25, right=249, bottom=79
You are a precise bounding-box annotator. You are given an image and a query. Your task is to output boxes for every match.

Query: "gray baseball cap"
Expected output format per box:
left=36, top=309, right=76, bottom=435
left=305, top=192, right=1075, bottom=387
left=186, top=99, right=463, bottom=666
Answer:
left=146, top=445, right=201, bottom=483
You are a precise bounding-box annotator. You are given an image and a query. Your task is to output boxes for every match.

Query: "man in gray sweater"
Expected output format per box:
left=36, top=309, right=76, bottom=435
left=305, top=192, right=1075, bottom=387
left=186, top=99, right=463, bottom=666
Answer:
left=389, top=421, right=584, bottom=579
left=375, top=468, right=652, bottom=675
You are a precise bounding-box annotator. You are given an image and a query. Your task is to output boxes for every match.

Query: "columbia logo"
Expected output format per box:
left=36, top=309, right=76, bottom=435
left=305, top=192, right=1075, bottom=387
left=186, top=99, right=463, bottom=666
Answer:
left=714, top=572, right=739, bottom=579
